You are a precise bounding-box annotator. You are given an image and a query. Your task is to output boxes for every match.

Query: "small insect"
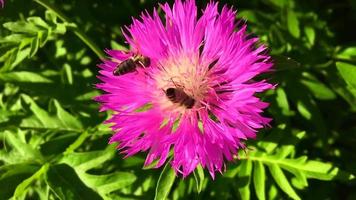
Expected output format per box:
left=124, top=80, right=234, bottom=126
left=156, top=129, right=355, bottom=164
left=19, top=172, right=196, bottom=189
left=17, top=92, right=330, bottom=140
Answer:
left=165, top=87, right=196, bottom=109
left=113, top=55, right=151, bottom=76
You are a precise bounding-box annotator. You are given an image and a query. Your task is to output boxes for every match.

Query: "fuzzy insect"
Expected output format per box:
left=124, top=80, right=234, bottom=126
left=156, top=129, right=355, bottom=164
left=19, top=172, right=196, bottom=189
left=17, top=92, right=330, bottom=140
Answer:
left=165, top=87, right=196, bottom=109
left=113, top=55, right=151, bottom=76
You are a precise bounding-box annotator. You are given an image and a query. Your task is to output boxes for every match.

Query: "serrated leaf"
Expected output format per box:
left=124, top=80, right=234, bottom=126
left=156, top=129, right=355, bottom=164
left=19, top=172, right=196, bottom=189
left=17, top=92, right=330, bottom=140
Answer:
left=253, top=161, right=265, bottom=200
left=268, top=164, right=300, bottom=200
left=155, top=163, right=176, bottom=200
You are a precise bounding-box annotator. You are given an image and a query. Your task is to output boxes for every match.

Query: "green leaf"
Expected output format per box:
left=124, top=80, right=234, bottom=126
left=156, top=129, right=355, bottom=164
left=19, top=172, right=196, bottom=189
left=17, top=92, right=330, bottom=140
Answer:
left=291, top=170, right=308, bottom=189
left=0, top=71, right=52, bottom=83
left=5, top=130, right=44, bottom=163
left=63, top=63, right=73, bottom=85
left=268, top=183, right=279, bottom=200
left=46, top=164, right=101, bottom=200
left=300, top=72, right=336, bottom=100
left=275, top=88, right=291, bottom=116
left=296, top=100, right=312, bottom=120
left=238, top=10, right=258, bottom=23
left=275, top=131, right=306, bottom=158
left=253, top=161, right=266, bottom=200
left=79, top=172, right=137, bottom=195
left=237, top=160, right=253, bottom=200
left=336, top=62, right=356, bottom=89
left=64, top=131, right=89, bottom=154
left=155, top=163, right=176, bottom=200
left=21, top=95, right=62, bottom=128
left=61, top=145, right=116, bottom=172
left=0, top=164, right=39, bottom=200
left=302, top=161, right=354, bottom=181
left=52, top=100, right=83, bottom=130
left=29, top=35, right=40, bottom=57
left=13, top=164, right=49, bottom=198
left=110, top=40, right=128, bottom=51
left=287, top=10, right=300, bottom=38
left=304, top=26, right=315, bottom=46
left=20, top=95, right=83, bottom=131
left=27, top=17, right=49, bottom=29
left=193, top=165, right=205, bottom=193
left=336, top=47, right=356, bottom=61
left=3, top=21, right=40, bottom=34
left=268, top=164, right=300, bottom=200
left=258, top=124, right=286, bottom=153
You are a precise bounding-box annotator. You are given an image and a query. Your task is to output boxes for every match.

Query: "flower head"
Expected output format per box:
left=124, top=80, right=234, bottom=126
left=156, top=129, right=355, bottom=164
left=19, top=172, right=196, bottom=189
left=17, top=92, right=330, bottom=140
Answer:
left=0, top=0, right=4, bottom=7
left=96, top=0, right=273, bottom=178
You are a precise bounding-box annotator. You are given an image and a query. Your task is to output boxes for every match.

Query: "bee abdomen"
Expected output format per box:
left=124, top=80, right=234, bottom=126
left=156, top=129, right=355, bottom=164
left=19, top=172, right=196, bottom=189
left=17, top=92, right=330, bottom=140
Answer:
left=113, top=59, right=136, bottom=76
left=165, top=88, right=195, bottom=109
left=181, top=97, right=195, bottom=109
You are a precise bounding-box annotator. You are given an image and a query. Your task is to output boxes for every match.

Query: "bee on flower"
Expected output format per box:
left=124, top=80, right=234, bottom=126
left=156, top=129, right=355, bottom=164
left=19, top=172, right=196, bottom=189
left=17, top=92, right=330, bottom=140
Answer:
left=96, top=0, right=274, bottom=178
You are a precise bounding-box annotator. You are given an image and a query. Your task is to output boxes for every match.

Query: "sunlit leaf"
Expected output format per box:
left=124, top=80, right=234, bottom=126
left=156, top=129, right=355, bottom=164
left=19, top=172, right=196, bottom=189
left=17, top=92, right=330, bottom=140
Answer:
left=268, top=163, right=300, bottom=200
left=155, top=163, right=176, bottom=200
left=253, top=161, right=265, bottom=200
left=287, top=10, right=300, bottom=38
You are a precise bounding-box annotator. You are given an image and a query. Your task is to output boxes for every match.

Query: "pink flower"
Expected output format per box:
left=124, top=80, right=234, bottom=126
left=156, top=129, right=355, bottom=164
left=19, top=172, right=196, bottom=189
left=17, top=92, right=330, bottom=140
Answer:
left=96, top=0, right=273, bottom=178
left=0, top=0, right=4, bottom=7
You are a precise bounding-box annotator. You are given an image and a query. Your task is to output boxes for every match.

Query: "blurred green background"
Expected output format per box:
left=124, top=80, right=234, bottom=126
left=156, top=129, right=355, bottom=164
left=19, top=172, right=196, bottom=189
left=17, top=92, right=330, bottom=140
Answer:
left=0, top=0, right=355, bottom=199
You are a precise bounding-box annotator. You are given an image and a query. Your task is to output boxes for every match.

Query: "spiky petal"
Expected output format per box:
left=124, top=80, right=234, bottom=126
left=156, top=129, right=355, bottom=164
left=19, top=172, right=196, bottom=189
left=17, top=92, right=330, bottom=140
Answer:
left=96, top=0, right=274, bottom=178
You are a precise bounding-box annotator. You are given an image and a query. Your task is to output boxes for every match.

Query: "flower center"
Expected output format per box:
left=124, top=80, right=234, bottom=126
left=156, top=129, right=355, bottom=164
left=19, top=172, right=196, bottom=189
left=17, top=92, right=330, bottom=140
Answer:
left=153, top=55, right=210, bottom=114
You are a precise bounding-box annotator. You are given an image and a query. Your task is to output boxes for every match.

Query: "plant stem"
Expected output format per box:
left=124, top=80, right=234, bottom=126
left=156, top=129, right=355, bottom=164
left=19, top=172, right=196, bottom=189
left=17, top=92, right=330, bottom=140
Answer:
left=33, top=0, right=106, bottom=59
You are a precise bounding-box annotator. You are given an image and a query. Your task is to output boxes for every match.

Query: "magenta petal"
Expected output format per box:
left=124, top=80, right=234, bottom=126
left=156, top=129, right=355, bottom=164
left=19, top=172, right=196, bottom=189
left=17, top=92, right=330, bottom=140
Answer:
left=96, top=0, right=274, bottom=178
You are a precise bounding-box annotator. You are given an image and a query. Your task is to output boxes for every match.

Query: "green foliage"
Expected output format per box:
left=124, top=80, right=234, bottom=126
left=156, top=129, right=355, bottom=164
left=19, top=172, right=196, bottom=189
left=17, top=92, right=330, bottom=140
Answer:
left=155, top=162, right=176, bottom=200
left=0, top=0, right=356, bottom=199
left=0, top=10, right=73, bottom=71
